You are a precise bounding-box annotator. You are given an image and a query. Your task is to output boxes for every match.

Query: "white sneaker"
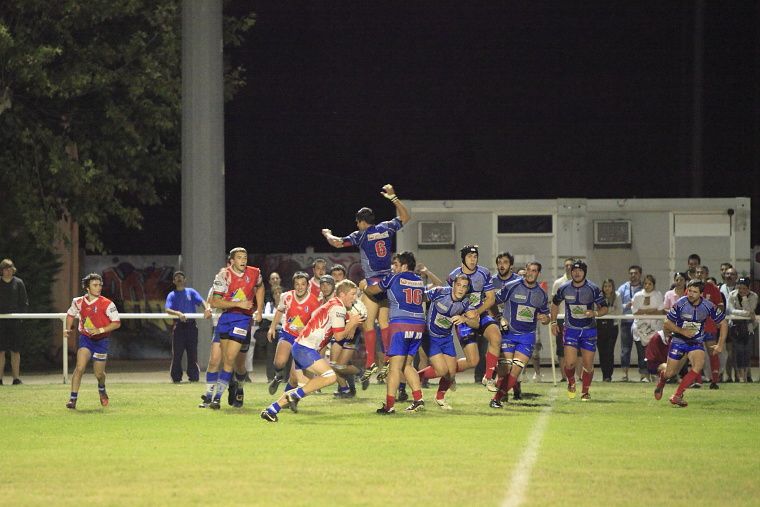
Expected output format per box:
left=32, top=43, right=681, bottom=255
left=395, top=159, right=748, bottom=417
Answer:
left=486, top=378, right=498, bottom=392
left=435, top=398, right=453, bottom=410
left=640, top=377, right=650, bottom=383
left=532, top=372, right=543, bottom=382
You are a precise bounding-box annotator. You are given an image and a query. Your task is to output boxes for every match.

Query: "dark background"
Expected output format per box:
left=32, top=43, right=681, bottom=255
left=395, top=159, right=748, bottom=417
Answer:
left=101, top=1, right=759, bottom=254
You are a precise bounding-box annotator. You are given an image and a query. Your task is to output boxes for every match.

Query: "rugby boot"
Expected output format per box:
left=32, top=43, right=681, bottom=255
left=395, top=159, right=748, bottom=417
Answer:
left=567, top=383, right=577, bottom=399
left=397, top=388, right=409, bottom=402
left=669, top=394, right=688, bottom=407
left=285, top=392, right=300, bottom=413
left=66, top=398, right=77, bottom=409
left=376, top=361, right=390, bottom=382
left=198, top=394, right=212, bottom=408
left=580, top=393, right=591, bottom=402
left=435, top=398, right=453, bottom=411
left=376, top=404, right=396, bottom=415
left=268, top=375, right=282, bottom=395
left=233, top=387, right=244, bottom=408
left=209, top=399, right=221, bottom=410
left=260, top=410, right=278, bottom=422
left=405, top=400, right=425, bottom=412
left=489, top=399, right=503, bottom=409
left=360, top=363, right=378, bottom=385
left=99, top=390, right=109, bottom=407
left=227, top=378, right=238, bottom=406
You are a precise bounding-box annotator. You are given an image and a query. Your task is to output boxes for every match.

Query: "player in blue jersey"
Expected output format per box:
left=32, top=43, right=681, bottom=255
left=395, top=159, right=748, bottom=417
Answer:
left=365, top=251, right=427, bottom=414
left=420, top=273, right=480, bottom=409
left=490, top=261, right=550, bottom=408
left=654, top=279, right=727, bottom=407
left=489, top=252, right=523, bottom=394
left=550, top=260, right=608, bottom=400
left=447, top=245, right=503, bottom=390
left=322, top=184, right=410, bottom=384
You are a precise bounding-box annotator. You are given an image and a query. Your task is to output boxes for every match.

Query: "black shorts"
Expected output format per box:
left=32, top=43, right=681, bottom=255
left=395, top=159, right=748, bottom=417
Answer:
left=0, top=320, right=21, bottom=351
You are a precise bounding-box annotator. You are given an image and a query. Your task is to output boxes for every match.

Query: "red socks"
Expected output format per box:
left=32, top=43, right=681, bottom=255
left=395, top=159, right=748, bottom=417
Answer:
left=381, top=327, right=391, bottom=353
left=710, top=355, right=720, bottom=383
left=676, top=369, right=701, bottom=397
left=418, top=366, right=440, bottom=380
left=412, top=389, right=423, bottom=401
left=386, top=395, right=395, bottom=410
left=565, top=367, right=576, bottom=385
left=437, top=377, right=451, bottom=399
left=485, top=352, right=498, bottom=380
left=364, top=329, right=377, bottom=368
left=581, top=369, right=593, bottom=394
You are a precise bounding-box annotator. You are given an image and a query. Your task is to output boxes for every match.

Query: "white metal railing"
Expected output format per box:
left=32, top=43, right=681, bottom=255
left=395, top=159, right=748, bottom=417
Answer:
left=0, top=312, right=756, bottom=384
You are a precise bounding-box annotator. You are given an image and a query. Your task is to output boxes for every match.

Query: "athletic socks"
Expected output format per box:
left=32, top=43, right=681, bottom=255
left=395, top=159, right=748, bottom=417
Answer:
left=418, top=365, right=439, bottom=380
left=364, top=329, right=377, bottom=367
left=485, top=352, right=499, bottom=380
left=581, top=369, right=593, bottom=394
left=386, top=395, right=396, bottom=410
left=284, top=382, right=294, bottom=392
left=380, top=327, right=391, bottom=353
left=205, top=371, right=218, bottom=397
left=214, top=370, right=232, bottom=401
left=412, top=389, right=423, bottom=402
left=398, top=382, right=406, bottom=392
left=97, top=384, right=106, bottom=393
left=676, top=369, right=701, bottom=397
left=69, top=392, right=78, bottom=400
left=235, top=372, right=247, bottom=384
left=564, top=367, right=576, bottom=385
left=436, top=377, right=451, bottom=399
left=266, top=402, right=281, bottom=416
left=709, top=355, right=720, bottom=383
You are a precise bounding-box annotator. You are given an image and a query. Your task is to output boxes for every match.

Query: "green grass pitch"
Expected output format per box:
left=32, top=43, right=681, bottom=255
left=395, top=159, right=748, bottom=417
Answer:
left=2, top=380, right=758, bottom=506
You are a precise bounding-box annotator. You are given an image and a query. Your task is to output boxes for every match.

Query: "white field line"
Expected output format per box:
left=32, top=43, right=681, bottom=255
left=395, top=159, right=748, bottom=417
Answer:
left=501, top=389, right=558, bottom=507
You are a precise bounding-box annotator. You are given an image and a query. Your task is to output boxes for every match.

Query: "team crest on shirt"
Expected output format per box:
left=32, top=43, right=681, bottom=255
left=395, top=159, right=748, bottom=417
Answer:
left=231, top=288, right=246, bottom=301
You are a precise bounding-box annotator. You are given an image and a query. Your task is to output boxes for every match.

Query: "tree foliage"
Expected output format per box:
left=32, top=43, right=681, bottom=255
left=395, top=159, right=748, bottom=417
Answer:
left=0, top=0, right=254, bottom=251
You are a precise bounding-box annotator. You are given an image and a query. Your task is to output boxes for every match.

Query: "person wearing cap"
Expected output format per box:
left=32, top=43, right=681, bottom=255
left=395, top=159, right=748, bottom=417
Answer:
left=165, top=271, right=211, bottom=384
left=727, top=277, right=757, bottom=383
left=321, top=184, right=410, bottom=383
left=318, top=274, right=336, bottom=303
left=446, top=244, right=503, bottom=389
left=0, top=258, right=28, bottom=385
left=550, top=260, right=608, bottom=401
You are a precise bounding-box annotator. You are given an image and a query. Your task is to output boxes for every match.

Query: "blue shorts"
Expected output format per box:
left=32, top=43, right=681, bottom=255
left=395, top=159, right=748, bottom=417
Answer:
left=501, top=331, right=536, bottom=358
left=211, top=326, right=220, bottom=344
left=278, top=330, right=297, bottom=346
left=457, top=323, right=478, bottom=347
left=563, top=327, right=598, bottom=352
left=386, top=321, right=426, bottom=357
left=216, top=313, right=251, bottom=343
left=292, top=342, right=322, bottom=370
left=424, top=334, right=457, bottom=357
left=79, top=335, right=109, bottom=361
left=365, top=276, right=388, bottom=303
left=668, top=338, right=705, bottom=361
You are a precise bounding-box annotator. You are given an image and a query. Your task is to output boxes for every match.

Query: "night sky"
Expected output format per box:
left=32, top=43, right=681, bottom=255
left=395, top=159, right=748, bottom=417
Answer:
left=102, top=1, right=759, bottom=254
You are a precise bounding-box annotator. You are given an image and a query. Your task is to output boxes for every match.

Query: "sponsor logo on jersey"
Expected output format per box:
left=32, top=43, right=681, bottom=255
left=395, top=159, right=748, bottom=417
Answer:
left=399, top=278, right=424, bottom=287
left=436, top=302, right=449, bottom=313
left=367, top=231, right=390, bottom=241
left=514, top=294, right=527, bottom=301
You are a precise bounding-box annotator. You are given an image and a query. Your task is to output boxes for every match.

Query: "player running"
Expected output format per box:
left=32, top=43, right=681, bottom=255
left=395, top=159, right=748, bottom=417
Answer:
left=490, top=261, right=550, bottom=408
left=261, top=280, right=365, bottom=422
left=550, top=260, right=608, bottom=401
left=447, top=245, right=502, bottom=390
left=653, top=279, right=727, bottom=407
left=64, top=274, right=121, bottom=409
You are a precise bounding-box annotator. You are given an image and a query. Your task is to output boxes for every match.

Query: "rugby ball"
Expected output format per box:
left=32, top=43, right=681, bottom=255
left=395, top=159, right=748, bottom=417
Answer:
left=349, top=299, right=368, bottom=319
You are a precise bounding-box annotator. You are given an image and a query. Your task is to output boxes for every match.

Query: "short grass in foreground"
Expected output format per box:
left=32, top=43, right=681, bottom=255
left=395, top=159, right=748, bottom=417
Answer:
left=1, top=380, right=758, bottom=506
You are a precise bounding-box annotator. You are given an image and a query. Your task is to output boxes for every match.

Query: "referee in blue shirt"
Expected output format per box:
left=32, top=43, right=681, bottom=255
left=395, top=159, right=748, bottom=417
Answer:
left=165, top=271, right=211, bottom=383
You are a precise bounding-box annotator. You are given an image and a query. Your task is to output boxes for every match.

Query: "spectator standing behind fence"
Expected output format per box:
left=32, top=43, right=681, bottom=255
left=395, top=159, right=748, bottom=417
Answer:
left=596, top=279, right=621, bottom=382
left=0, top=259, right=28, bottom=385
left=719, top=266, right=738, bottom=381
left=631, top=274, right=665, bottom=382
left=617, top=265, right=643, bottom=382
left=727, top=278, right=757, bottom=383
left=261, top=272, right=283, bottom=383
left=165, top=271, right=211, bottom=384
left=552, top=257, right=574, bottom=382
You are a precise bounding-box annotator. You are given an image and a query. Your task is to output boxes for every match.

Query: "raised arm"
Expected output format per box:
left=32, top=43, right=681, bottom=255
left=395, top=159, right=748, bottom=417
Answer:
left=381, top=184, right=410, bottom=224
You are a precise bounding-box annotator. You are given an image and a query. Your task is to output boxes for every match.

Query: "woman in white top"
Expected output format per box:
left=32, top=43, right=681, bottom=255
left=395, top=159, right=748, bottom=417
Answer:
left=632, top=274, right=665, bottom=382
